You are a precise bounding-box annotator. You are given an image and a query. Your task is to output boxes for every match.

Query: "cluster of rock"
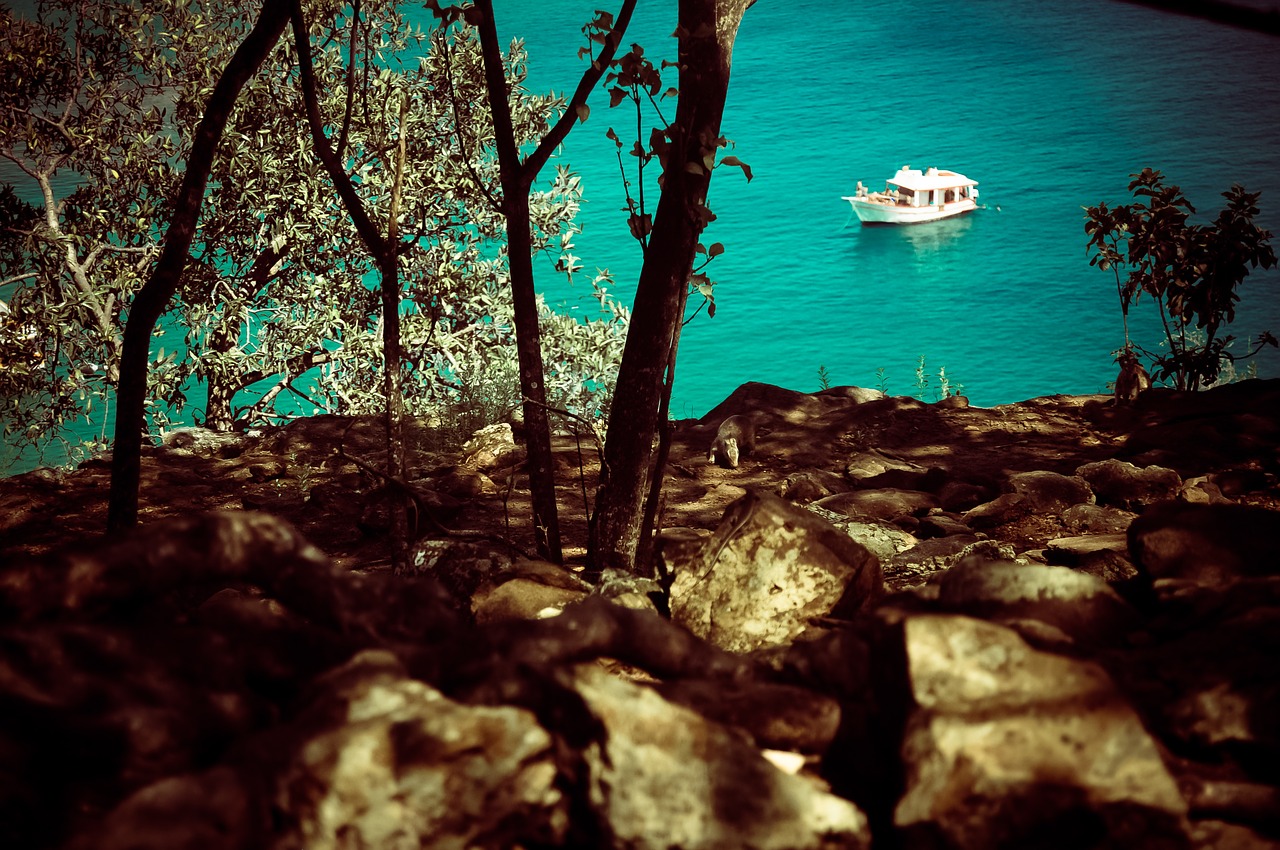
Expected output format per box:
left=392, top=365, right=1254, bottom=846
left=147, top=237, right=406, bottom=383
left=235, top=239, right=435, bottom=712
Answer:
left=0, top=379, right=1278, bottom=848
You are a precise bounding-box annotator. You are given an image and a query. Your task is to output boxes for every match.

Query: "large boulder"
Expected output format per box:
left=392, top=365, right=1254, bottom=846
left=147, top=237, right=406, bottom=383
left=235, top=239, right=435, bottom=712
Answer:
left=814, top=489, right=938, bottom=522
left=274, top=650, right=565, bottom=849
left=1107, top=578, right=1280, bottom=767
left=936, top=560, right=1138, bottom=648
left=669, top=491, right=882, bottom=653
left=460, top=422, right=524, bottom=471
left=963, top=470, right=1093, bottom=529
left=894, top=615, right=1189, bottom=848
left=574, top=663, right=871, bottom=849
left=1077, top=459, right=1182, bottom=511
left=1128, top=501, right=1280, bottom=584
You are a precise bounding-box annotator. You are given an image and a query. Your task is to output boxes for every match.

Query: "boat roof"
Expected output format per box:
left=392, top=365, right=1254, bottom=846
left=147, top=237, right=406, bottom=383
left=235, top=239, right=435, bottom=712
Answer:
left=887, top=166, right=977, bottom=190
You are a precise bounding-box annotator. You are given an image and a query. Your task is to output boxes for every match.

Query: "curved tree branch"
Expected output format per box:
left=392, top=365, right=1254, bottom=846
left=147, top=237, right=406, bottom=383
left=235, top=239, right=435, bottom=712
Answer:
left=108, top=1, right=292, bottom=531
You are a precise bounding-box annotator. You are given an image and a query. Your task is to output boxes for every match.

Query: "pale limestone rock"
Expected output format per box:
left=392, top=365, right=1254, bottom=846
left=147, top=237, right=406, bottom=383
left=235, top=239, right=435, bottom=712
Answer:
left=895, top=615, right=1188, bottom=848
left=806, top=502, right=917, bottom=563
left=1077, top=458, right=1182, bottom=510
left=670, top=491, right=881, bottom=652
left=460, top=422, right=523, bottom=471
left=814, top=488, right=938, bottom=522
left=574, top=663, right=871, bottom=850
left=937, top=560, right=1137, bottom=646
left=277, top=650, right=564, bottom=850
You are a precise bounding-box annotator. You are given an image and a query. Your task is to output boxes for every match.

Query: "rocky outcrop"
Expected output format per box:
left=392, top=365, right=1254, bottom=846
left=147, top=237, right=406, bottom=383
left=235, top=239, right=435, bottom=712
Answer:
left=574, top=663, right=870, bottom=849
left=3, top=379, right=1280, bottom=848
left=894, top=615, right=1189, bottom=849
left=668, top=490, right=882, bottom=652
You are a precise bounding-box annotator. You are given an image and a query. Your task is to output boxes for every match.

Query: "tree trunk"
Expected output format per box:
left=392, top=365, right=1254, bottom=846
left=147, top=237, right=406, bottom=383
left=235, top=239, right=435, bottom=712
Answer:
left=289, top=0, right=410, bottom=570
left=590, top=0, right=752, bottom=573
left=473, top=0, right=561, bottom=562
left=108, top=2, right=291, bottom=532
left=203, top=320, right=237, bottom=432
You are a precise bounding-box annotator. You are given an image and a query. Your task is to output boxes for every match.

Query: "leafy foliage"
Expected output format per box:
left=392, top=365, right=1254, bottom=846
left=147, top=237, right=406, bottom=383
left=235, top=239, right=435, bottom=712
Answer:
left=1084, top=168, right=1276, bottom=390
left=0, top=0, right=626, bottom=469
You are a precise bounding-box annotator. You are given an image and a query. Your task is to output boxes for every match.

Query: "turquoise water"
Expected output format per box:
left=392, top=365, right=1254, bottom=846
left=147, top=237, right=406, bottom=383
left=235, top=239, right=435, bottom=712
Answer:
left=491, top=0, right=1280, bottom=416
left=5, top=1, right=1279, bottom=472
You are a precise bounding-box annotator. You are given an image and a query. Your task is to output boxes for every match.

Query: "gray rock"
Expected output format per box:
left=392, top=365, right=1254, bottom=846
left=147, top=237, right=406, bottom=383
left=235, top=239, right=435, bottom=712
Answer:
left=161, top=426, right=245, bottom=459
left=885, top=538, right=1010, bottom=593
left=472, top=577, right=587, bottom=623
left=1047, top=533, right=1139, bottom=584
left=894, top=615, right=1189, bottom=848
left=774, top=471, right=841, bottom=503
left=574, top=663, right=871, bottom=849
left=1077, top=458, right=1182, bottom=510
left=819, top=385, right=887, bottom=404
left=937, top=559, right=1137, bottom=647
left=1129, top=501, right=1280, bottom=583
left=1179, top=475, right=1232, bottom=505
left=962, top=471, right=1094, bottom=530
left=916, top=512, right=974, bottom=539
left=938, top=479, right=990, bottom=512
left=844, top=449, right=927, bottom=483
left=428, top=466, right=498, bottom=498
left=460, top=422, right=523, bottom=471
left=669, top=491, right=881, bottom=652
left=247, top=461, right=285, bottom=483
left=962, top=492, right=1030, bottom=529
left=1210, top=467, right=1273, bottom=498
left=805, top=503, right=918, bottom=563
left=1063, top=502, right=1137, bottom=535
left=409, top=539, right=513, bottom=605
left=815, top=488, right=938, bottom=522
left=276, top=650, right=565, bottom=849
left=1008, top=469, right=1095, bottom=513
left=1111, top=577, right=1280, bottom=771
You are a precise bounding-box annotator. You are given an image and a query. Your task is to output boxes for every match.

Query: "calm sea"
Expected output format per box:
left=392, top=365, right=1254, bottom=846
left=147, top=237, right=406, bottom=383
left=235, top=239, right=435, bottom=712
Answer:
left=489, top=0, right=1280, bottom=417
left=5, top=1, right=1279, bottom=471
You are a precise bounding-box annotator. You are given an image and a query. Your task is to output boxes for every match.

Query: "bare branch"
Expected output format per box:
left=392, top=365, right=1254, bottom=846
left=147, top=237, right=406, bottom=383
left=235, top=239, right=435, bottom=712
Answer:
left=522, top=0, right=639, bottom=181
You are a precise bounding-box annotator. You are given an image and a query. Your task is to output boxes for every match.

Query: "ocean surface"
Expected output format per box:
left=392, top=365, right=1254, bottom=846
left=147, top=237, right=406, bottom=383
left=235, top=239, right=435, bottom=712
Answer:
left=489, top=0, right=1280, bottom=418
left=5, top=0, right=1280, bottom=471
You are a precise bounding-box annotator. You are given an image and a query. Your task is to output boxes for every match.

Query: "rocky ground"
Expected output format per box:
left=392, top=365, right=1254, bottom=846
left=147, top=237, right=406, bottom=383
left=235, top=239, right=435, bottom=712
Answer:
left=1, top=378, right=1279, bottom=848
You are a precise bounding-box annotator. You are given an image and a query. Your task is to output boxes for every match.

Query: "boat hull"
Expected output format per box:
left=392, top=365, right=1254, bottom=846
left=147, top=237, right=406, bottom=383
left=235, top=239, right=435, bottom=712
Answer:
left=843, top=196, right=978, bottom=225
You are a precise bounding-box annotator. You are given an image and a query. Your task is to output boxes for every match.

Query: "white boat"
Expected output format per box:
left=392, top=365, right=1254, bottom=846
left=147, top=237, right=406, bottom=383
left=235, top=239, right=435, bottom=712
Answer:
left=843, top=165, right=979, bottom=225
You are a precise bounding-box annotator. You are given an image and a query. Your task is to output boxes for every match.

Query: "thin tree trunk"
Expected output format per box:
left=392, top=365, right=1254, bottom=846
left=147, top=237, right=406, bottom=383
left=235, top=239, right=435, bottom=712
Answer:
left=108, top=2, right=291, bottom=531
left=633, top=286, right=689, bottom=576
left=473, top=1, right=560, bottom=561
left=470, top=0, right=637, bottom=563
left=384, top=94, right=410, bottom=570
left=289, top=0, right=410, bottom=570
left=590, top=0, right=751, bottom=573
left=203, top=320, right=237, bottom=431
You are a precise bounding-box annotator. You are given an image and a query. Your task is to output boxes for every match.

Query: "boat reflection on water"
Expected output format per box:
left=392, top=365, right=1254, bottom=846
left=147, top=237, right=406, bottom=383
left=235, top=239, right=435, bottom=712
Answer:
left=856, top=211, right=976, bottom=257
left=899, top=212, right=976, bottom=253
